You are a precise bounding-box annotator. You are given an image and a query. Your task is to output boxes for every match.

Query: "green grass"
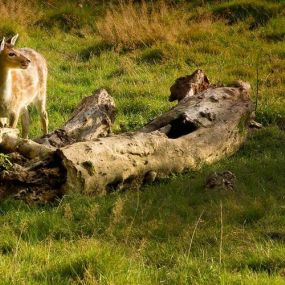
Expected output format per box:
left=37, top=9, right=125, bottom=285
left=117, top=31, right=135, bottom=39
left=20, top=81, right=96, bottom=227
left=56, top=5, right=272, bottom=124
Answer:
left=0, top=0, right=285, bottom=284
left=1, top=127, right=285, bottom=284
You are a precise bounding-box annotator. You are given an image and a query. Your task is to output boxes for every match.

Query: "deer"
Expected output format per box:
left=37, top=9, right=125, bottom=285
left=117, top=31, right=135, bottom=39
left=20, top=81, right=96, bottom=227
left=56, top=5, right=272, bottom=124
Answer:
left=0, top=34, right=48, bottom=139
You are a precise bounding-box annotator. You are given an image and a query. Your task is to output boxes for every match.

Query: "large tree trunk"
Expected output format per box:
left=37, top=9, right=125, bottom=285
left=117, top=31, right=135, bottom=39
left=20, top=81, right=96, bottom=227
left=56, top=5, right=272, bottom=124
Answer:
left=59, top=81, right=253, bottom=195
left=0, top=70, right=254, bottom=202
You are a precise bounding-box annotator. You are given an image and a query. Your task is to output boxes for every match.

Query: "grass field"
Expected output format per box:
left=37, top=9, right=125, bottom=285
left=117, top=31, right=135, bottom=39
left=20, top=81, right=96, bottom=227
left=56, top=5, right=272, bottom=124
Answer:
left=0, top=0, right=285, bottom=284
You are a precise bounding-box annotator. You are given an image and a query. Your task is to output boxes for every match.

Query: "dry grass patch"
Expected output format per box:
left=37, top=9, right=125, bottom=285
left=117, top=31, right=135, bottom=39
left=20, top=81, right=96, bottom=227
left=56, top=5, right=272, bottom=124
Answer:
left=96, top=1, right=193, bottom=49
left=0, top=0, right=41, bottom=26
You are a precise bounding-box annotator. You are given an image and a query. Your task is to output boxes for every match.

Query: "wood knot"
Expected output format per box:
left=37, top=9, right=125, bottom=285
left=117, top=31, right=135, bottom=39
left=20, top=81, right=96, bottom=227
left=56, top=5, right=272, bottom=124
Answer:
left=81, top=161, right=95, bottom=176
left=199, top=110, right=216, bottom=121
left=209, top=95, right=219, bottom=102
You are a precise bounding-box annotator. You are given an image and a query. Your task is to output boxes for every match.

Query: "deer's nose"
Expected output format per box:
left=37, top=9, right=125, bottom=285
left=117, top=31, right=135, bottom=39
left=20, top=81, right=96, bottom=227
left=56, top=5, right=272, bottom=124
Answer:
left=26, top=59, right=31, bottom=63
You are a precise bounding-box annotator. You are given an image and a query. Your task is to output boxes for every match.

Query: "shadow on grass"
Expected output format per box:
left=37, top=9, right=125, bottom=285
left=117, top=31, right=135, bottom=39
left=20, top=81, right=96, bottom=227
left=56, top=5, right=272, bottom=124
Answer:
left=79, top=42, right=114, bottom=61
left=236, top=257, right=285, bottom=275
left=212, top=1, right=280, bottom=28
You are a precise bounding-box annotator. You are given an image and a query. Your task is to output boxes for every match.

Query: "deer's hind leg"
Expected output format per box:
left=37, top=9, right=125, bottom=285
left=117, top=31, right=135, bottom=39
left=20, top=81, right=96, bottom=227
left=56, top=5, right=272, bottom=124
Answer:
left=35, top=99, right=48, bottom=135
left=21, top=107, right=30, bottom=139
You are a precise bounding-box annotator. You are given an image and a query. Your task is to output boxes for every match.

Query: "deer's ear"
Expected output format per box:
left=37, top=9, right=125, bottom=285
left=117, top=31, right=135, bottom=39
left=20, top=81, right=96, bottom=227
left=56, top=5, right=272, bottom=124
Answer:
left=6, top=34, right=18, bottom=46
left=0, top=37, right=5, bottom=51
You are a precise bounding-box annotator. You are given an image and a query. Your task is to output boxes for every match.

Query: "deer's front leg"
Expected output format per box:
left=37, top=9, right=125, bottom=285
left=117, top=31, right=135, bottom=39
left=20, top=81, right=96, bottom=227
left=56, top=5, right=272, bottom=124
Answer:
left=35, top=101, right=48, bottom=135
left=9, top=110, right=20, bottom=129
left=21, top=107, right=30, bottom=139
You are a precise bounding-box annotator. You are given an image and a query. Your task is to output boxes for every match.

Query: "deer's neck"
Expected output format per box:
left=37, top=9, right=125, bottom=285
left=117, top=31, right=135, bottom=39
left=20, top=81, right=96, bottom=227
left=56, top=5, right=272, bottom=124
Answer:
left=0, top=64, right=12, bottom=103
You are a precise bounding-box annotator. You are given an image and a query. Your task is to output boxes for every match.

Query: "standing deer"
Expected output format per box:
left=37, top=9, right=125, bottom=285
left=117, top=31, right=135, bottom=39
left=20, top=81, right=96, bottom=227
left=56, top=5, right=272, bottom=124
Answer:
left=0, top=34, right=48, bottom=138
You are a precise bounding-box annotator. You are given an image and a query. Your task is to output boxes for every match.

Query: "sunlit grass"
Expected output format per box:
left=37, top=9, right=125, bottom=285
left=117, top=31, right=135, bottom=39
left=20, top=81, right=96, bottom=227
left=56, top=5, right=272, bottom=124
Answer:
left=0, top=127, right=285, bottom=284
left=0, top=0, right=285, bottom=284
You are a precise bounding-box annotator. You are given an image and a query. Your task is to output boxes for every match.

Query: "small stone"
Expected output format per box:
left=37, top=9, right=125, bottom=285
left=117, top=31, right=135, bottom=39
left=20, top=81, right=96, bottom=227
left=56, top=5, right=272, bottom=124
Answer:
left=144, top=170, right=157, bottom=184
left=249, top=120, right=263, bottom=129
left=205, top=172, right=222, bottom=188
left=205, top=170, right=236, bottom=191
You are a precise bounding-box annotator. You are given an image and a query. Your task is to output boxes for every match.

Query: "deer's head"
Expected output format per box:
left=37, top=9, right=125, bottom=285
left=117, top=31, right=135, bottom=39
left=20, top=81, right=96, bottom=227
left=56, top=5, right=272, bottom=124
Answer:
left=0, top=34, right=31, bottom=70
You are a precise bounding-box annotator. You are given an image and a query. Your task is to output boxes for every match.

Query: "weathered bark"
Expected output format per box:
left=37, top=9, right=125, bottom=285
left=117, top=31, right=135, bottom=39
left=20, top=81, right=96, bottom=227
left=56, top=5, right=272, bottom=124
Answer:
left=0, top=89, right=116, bottom=203
left=58, top=80, right=253, bottom=195
left=169, top=69, right=210, bottom=102
left=0, top=131, right=55, bottom=159
left=0, top=128, right=19, bottom=142
left=38, top=88, right=116, bottom=147
left=0, top=153, right=66, bottom=203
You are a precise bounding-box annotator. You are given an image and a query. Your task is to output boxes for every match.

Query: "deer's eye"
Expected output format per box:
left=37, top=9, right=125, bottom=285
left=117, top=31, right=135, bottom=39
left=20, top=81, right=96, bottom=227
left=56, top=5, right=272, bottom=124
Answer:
left=8, top=53, right=16, bottom=57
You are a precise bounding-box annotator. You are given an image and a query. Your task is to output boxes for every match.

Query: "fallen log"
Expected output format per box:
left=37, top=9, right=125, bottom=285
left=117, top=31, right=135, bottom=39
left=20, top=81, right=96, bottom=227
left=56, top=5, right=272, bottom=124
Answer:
left=0, top=132, right=55, bottom=159
left=0, top=70, right=254, bottom=202
left=59, top=79, right=253, bottom=194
